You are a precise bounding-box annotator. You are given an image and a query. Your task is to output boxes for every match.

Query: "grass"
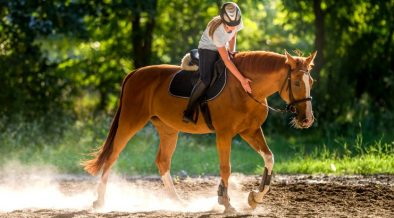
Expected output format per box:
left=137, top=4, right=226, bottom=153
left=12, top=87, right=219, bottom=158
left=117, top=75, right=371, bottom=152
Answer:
left=0, top=116, right=393, bottom=175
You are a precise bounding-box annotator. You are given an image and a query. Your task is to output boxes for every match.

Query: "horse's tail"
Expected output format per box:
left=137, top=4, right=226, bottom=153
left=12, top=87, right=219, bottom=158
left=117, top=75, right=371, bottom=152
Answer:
left=82, top=70, right=136, bottom=176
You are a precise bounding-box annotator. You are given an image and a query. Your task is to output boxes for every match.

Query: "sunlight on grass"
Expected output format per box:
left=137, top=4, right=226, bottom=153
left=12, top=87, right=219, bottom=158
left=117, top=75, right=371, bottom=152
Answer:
left=0, top=117, right=393, bottom=175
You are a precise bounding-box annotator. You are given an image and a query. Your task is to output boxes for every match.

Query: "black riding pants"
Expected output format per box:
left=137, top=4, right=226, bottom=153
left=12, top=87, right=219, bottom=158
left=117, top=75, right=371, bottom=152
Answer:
left=198, top=48, right=219, bottom=86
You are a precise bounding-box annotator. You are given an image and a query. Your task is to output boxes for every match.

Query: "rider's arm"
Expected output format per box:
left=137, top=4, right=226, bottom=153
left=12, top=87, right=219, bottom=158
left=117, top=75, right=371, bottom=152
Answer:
left=217, top=46, right=251, bottom=93
left=217, top=47, right=242, bottom=81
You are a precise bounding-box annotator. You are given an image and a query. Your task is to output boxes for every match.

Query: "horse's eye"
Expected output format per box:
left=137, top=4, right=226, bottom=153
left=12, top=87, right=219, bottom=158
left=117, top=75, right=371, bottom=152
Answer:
left=295, top=81, right=301, bottom=87
left=290, top=105, right=297, bottom=114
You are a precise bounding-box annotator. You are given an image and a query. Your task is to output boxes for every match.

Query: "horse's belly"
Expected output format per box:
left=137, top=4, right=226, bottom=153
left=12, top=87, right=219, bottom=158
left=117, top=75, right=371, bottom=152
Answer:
left=152, top=96, right=214, bottom=134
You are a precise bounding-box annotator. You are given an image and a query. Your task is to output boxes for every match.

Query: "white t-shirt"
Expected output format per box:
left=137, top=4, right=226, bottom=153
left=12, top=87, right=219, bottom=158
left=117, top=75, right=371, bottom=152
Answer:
left=198, top=20, right=244, bottom=51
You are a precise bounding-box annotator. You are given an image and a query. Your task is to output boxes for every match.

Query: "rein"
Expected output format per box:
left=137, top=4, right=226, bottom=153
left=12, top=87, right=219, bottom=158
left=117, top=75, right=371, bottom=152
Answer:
left=247, top=67, right=312, bottom=114
left=247, top=93, right=288, bottom=113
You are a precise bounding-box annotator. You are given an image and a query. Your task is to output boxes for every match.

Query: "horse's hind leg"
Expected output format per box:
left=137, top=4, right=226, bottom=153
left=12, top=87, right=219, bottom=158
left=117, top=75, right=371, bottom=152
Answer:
left=94, top=112, right=149, bottom=208
left=152, top=118, right=182, bottom=202
left=240, top=127, right=274, bottom=209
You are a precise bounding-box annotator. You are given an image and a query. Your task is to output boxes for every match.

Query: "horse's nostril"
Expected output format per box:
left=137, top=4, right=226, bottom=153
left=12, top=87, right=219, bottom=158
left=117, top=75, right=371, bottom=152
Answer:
left=303, top=118, right=309, bottom=124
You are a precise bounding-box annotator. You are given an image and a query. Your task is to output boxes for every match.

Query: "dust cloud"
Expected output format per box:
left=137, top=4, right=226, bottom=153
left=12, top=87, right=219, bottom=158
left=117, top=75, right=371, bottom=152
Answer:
left=0, top=162, right=252, bottom=213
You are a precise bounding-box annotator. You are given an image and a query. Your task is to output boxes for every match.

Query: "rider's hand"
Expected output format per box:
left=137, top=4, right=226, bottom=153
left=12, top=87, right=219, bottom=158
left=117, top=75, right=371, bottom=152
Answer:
left=228, top=51, right=238, bottom=59
left=241, top=78, right=252, bottom=93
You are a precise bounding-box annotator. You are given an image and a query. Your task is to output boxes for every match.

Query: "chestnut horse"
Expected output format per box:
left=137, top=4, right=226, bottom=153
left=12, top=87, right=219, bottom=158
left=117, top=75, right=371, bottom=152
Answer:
left=83, top=50, right=317, bottom=212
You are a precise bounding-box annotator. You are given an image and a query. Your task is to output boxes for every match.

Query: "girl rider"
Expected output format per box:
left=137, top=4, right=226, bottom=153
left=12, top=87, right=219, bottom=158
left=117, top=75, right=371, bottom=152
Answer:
left=183, top=2, right=252, bottom=123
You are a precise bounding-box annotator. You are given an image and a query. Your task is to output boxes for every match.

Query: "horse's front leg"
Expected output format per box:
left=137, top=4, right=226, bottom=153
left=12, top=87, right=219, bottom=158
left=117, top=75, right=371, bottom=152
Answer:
left=240, top=127, right=274, bottom=209
left=216, top=133, right=236, bottom=213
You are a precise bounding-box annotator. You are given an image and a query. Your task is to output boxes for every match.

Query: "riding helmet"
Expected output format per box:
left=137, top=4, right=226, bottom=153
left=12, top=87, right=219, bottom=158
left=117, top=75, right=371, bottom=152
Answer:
left=220, top=2, right=242, bottom=27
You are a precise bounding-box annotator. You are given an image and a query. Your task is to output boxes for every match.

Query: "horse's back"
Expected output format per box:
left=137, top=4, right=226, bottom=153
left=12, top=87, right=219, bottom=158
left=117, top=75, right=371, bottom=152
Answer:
left=120, top=64, right=180, bottom=112
left=132, top=64, right=180, bottom=78
left=123, top=64, right=179, bottom=91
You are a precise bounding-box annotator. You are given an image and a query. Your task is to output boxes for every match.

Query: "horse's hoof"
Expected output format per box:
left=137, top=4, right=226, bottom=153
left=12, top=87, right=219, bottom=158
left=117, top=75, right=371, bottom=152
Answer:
left=174, top=198, right=188, bottom=207
left=167, top=192, right=187, bottom=207
left=92, top=199, right=104, bottom=209
left=224, top=205, right=237, bottom=214
left=248, top=191, right=258, bottom=209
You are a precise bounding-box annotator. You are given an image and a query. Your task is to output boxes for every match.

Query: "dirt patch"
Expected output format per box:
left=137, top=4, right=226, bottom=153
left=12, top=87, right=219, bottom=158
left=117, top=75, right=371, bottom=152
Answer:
left=1, top=174, right=393, bottom=217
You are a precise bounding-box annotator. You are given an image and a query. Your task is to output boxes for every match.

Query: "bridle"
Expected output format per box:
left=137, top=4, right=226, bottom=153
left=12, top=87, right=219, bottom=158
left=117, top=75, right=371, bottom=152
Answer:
left=247, top=66, right=313, bottom=114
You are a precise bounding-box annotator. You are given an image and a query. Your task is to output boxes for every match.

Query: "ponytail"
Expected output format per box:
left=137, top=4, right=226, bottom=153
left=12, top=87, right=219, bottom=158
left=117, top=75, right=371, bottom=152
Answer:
left=208, top=16, right=223, bottom=38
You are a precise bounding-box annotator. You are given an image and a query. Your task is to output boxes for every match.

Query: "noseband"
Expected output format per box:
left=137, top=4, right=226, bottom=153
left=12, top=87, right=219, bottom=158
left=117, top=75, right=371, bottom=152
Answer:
left=248, top=66, right=312, bottom=114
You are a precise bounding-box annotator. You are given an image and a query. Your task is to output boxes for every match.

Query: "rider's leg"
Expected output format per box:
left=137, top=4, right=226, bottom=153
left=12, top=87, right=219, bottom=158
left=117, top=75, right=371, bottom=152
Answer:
left=183, top=49, right=219, bottom=123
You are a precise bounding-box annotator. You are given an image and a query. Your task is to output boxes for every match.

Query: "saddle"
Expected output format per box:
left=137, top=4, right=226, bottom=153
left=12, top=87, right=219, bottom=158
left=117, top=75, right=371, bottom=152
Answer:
left=169, top=49, right=228, bottom=130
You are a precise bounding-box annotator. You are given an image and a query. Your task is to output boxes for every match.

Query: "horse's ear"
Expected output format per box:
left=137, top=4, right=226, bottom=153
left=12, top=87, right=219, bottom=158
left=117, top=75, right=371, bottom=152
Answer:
left=284, top=50, right=296, bottom=70
left=306, top=51, right=317, bottom=67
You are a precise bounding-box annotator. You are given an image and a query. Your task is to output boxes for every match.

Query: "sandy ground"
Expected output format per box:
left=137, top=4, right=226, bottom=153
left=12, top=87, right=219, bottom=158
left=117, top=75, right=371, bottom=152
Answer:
left=0, top=173, right=393, bottom=217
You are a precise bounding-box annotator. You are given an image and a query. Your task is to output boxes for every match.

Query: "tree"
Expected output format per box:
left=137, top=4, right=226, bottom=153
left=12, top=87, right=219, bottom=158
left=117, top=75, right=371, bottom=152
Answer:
left=131, top=0, right=158, bottom=68
left=0, top=0, right=90, bottom=118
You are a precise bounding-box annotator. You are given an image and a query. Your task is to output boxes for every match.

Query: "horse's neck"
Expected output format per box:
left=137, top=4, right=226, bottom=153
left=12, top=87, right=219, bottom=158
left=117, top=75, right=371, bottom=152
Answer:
left=235, top=52, right=288, bottom=99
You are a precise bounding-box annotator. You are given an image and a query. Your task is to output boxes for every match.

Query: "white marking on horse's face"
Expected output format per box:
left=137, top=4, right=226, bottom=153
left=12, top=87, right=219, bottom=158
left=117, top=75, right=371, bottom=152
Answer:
left=302, top=73, right=313, bottom=127
left=302, top=73, right=310, bottom=98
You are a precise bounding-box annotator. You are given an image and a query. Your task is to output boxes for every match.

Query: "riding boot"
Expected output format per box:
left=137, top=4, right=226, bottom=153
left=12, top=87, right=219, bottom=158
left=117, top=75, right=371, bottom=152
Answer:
left=183, top=79, right=208, bottom=124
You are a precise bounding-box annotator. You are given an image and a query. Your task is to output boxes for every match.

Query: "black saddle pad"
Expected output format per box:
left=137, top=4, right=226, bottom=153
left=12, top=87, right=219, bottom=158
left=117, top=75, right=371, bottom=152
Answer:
left=169, top=60, right=227, bottom=101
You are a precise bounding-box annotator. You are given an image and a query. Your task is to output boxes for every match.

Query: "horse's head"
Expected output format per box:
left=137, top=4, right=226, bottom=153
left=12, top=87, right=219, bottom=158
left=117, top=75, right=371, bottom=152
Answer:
left=280, top=50, right=317, bottom=129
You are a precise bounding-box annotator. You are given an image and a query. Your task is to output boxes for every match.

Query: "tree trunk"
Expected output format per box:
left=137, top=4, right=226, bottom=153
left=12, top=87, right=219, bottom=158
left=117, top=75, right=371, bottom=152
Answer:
left=131, top=0, right=157, bottom=68
left=313, top=0, right=325, bottom=79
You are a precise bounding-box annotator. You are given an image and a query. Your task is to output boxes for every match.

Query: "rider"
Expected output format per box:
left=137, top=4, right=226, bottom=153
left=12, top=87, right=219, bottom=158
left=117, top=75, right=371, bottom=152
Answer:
left=183, top=2, right=252, bottom=123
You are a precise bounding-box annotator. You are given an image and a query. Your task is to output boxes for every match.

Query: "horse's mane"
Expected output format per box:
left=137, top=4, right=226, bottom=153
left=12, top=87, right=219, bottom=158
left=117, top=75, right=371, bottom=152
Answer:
left=234, top=51, right=287, bottom=75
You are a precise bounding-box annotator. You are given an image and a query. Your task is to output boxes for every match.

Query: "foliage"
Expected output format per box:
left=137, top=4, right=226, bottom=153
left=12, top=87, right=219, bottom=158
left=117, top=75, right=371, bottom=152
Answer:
left=281, top=0, right=394, bottom=132
left=0, top=0, right=93, bottom=118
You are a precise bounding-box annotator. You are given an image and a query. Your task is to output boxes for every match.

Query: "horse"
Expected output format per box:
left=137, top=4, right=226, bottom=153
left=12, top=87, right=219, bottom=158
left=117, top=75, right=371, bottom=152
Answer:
left=83, top=50, right=317, bottom=212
